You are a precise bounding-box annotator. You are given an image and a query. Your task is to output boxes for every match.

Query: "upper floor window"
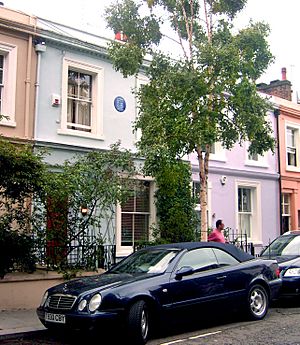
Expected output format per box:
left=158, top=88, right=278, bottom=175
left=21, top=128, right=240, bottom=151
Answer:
left=248, top=152, right=258, bottom=161
left=209, top=143, right=215, bottom=154
left=287, top=127, right=297, bottom=167
left=245, top=142, right=268, bottom=168
left=0, top=42, right=17, bottom=127
left=209, top=142, right=226, bottom=162
left=67, top=70, right=92, bottom=132
left=59, top=59, right=103, bottom=139
left=135, top=75, right=148, bottom=143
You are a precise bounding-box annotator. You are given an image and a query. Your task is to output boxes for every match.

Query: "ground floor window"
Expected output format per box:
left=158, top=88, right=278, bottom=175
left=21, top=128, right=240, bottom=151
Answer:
left=238, top=187, right=252, bottom=238
left=121, top=181, right=150, bottom=246
left=282, top=193, right=291, bottom=233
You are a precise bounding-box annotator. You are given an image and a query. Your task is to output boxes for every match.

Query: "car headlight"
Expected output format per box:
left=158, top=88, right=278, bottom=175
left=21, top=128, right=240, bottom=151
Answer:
left=88, top=294, right=102, bottom=312
left=40, top=291, right=48, bottom=306
left=78, top=299, right=87, bottom=311
left=284, top=268, right=300, bottom=277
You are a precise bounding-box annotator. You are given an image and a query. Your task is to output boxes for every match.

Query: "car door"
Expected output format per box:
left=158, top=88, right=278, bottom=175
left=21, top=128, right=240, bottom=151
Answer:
left=212, top=248, right=250, bottom=300
left=168, top=248, right=227, bottom=311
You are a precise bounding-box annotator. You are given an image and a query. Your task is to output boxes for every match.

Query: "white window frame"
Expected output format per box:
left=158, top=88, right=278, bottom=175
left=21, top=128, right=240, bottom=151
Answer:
left=282, top=193, right=291, bottom=232
left=285, top=122, right=300, bottom=172
left=244, top=144, right=268, bottom=168
left=115, top=178, right=156, bottom=258
left=235, top=180, right=262, bottom=244
left=0, top=42, right=17, bottom=127
left=134, top=74, right=148, bottom=143
left=209, top=142, right=226, bottom=162
left=58, top=58, right=104, bottom=139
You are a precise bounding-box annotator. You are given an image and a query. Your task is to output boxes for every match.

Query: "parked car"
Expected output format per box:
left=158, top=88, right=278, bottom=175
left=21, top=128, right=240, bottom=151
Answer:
left=37, top=242, right=281, bottom=345
left=261, top=230, right=300, bottom=298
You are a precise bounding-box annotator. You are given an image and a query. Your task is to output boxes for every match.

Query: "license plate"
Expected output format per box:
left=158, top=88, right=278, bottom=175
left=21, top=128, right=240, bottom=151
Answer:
left=45, top=312, right=66, bottom=324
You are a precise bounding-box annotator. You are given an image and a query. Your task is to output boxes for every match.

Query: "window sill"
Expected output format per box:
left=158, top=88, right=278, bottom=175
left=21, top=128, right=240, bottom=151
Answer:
left=209, top=155, right=227, bottom=163
left=286, top=166, right=300, bottom=173
left=57, top=128, right=104, bottom=141
left=245, top=161, right=269, bottom=169
left=0, top=120, right=16, bottom=128
left=116, top=247, right=134, bottom=258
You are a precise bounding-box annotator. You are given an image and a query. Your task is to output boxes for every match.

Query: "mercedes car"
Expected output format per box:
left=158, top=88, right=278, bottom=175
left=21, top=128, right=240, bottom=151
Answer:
left=37, top=242, right=281, bottom=345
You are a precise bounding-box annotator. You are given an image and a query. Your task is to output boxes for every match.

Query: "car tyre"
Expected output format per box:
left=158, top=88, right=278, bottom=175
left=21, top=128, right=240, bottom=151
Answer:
left=246, top=284, right=269, bottom=321
left=127, top=300, right=149, bottom=345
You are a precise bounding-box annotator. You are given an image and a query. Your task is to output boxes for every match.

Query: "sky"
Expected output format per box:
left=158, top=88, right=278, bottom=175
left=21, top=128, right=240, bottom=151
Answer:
left=5, top=0, right=300, bottom=101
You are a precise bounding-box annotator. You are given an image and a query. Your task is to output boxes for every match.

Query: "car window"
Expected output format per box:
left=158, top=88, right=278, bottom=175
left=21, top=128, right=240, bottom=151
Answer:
left=109, top=249, right=179, bottom=274
left=261, top=235, right=300, bottom=256
left=212, top=248, right=240, bottom=266
left=177, top=248, right=218, bottom=272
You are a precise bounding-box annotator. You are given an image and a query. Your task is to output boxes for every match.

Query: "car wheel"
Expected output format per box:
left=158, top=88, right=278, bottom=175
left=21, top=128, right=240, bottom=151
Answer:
left=246, top=284, right=269, bottom=320
left=127, top=300, right=149, bottom=345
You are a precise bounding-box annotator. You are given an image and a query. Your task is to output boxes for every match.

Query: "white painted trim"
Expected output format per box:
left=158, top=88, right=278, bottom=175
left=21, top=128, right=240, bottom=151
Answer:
left=244, top=143, right=269, bottom=168
left=0, top=42, right=17, bottom=125
left=235, top=180, right=262, bottom=243
left=134, top=74, right=148, bottom=143
left=115, top=179, right=155, bottom=258
left=285, top=120, right=300, bottom=170
left=60, top=58, right=104, bottom=138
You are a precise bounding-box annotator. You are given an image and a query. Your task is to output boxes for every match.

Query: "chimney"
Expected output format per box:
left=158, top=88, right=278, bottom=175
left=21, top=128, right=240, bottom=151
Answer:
left=115, top=31, right=128, bottom=42
left=257, top=67, right=292, bottom=101
left=281, top=67, right=287, bottom=81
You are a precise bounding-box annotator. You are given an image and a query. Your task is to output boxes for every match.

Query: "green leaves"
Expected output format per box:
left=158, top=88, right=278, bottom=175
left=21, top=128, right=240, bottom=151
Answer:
left=155, top=161, right=197, bottom=242
left=235, top=22, right=274, bottom=80
left=106, top=0, right=276, bottom=234
left=106, top=0, right=162, bottom=47
left=211, top=0, right=247, bottom=19
left=107, top=42, right=145, bottom=77
left=0, top=139, right=46, bottom=200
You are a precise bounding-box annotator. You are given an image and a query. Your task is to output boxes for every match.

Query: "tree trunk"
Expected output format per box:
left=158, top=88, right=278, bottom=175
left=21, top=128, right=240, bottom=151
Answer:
left=196, top=145, right=210, bottom=241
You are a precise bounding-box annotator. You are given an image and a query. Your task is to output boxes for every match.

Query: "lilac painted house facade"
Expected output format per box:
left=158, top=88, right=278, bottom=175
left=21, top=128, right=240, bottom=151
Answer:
left=189, top=110, right=280, bottom=254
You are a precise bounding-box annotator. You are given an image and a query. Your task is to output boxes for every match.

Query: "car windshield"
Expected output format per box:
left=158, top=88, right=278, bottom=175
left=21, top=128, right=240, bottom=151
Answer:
left=261, top=235, right=300, bottom=256
left=109, top=248, right=180, bottom=274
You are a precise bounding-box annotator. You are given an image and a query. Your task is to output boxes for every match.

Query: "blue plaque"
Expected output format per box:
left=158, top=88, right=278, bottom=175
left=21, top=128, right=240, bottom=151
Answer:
left=114, top=96, right=126, bottom=112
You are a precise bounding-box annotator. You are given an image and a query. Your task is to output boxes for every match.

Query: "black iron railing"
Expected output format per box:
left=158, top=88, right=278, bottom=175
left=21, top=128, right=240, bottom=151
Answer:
left=36, top=242, right=116, bottom=271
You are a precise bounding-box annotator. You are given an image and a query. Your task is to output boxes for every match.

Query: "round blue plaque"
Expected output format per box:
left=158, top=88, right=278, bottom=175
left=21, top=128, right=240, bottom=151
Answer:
left=114, top=96, right=126, bottom=112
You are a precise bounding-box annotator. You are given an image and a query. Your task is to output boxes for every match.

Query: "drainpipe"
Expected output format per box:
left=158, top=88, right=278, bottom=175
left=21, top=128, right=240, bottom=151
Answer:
left=34, top=42, right=46, bottom=140
left=24, top=35, right=33, bottom=139
left=274, top=107, right=282, bottom=235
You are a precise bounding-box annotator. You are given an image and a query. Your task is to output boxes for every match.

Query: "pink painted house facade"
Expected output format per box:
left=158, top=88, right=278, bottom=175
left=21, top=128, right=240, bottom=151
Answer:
left=0, top=7, right=37, bottom=143
left=275, top=96, right=300, bottom=232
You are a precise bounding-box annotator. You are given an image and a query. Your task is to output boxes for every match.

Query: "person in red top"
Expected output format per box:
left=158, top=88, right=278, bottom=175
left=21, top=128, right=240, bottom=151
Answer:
left=208, top=219, right=226, bottom=243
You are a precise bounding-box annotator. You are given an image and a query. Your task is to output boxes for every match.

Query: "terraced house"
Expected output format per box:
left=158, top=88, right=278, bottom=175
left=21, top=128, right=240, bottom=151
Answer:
left=32, top=18, right=157, bottom=262
left=0, top=6, right=37, bottom=144
left=258, top=71, right=300, bottom=234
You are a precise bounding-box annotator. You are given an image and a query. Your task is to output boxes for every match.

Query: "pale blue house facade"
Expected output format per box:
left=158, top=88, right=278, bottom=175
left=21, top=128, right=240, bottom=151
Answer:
left=189, top=110, right=280, bottom=254
left=33, top=19, right=155, bottom=260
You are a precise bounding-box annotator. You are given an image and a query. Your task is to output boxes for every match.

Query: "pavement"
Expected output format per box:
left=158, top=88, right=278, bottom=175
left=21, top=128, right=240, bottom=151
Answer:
left=0, top=309, right=46, bottom=340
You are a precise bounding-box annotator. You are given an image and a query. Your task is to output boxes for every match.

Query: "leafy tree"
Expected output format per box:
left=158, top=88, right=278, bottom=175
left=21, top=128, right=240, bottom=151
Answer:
left=105, top=0, right=275, bottom=239
left=155, top=160, right=197, bottom=243
left=32, top=142, right=136, bottom=272
left=0, top=139, right=47, bottom=277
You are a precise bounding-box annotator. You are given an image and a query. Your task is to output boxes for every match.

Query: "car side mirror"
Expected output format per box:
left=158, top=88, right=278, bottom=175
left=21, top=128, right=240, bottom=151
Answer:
left=175, top=266, right=194, bottom=279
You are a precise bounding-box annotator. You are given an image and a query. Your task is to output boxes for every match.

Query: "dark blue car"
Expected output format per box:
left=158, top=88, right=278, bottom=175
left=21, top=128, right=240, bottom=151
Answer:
left=37, top=242, right=281, bottom=345
left=261, top=230, right=300, bottom=298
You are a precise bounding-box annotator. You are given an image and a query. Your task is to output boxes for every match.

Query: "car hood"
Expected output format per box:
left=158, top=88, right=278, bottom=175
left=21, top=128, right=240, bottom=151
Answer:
left=48, top=272, right=154, bottom=295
